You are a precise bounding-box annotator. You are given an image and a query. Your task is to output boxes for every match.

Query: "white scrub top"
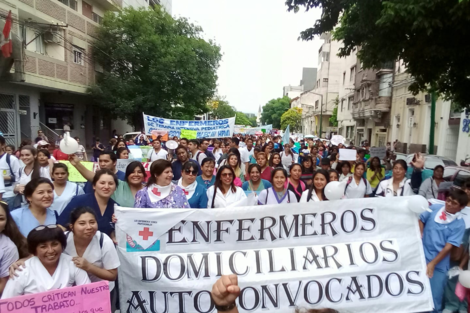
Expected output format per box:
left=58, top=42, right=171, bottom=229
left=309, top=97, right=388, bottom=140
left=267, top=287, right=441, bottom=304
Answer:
left=49, top=181, right=85, bottom=214
left=64, top=231, right=120, bottom=290
left=300, top=189, right=322, bottom=202
left=0, top=234, right=19, bottom=278
left=342, top=177, right=372, bottom=199
left=147, top=149, right=168, bottom=162
left=206, top=185, right=246, bottom=208
left=1, top=254, right=90, bottom=299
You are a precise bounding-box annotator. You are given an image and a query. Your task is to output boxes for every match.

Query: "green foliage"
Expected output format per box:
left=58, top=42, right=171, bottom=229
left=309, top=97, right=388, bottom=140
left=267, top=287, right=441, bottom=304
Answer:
left=235, top=112, right=251, bottom=126
left=88, top=7, right=222, bottom=127
left=286, top=0, right=470, bottom=110
left=329, top=97, right=339, bottom=127
left=209, top=98, right=236, bottom=119
left=261, top=96, right=291, bottom=129
left=281, top=108, right=302, bottom=132
left=249, top=116, right=258, bottom=127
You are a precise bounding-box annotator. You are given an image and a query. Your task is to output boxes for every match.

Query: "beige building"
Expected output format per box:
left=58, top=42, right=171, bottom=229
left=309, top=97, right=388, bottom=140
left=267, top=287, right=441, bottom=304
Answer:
left=389, top=62, right=458, bottom=157
left=336, top=48, right=357, bottom=144
left=0, top=0, right=171, bottom=147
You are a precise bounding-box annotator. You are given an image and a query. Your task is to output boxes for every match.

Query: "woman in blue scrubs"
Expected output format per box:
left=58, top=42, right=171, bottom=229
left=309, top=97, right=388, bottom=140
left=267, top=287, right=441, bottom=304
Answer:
left=58, top=169, right=118, bottom=237
left=178, top=160, right=208, bottom=208
left=11, top=178, right=56, bottom=237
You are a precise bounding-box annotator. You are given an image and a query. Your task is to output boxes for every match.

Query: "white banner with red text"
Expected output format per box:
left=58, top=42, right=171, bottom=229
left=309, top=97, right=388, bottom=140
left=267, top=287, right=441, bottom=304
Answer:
left=115, top=196, right=433, bottom=313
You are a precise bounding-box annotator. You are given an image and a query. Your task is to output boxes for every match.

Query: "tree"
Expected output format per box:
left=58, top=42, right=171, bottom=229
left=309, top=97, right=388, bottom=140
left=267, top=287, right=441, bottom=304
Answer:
left=260, top=96, right=291, bottom=129
left=88, top=7, right=222, bottom=127
left=248, top=116, right=258, bottom=127
left=209, top=98, right=236, bottom=119
left=281, top=108, right=302, bottom=132
left=286, top=0, right=470, bottom=110
left=329, top=97, right=339, bottom=127
left=235, top=112, right=251, bottom=126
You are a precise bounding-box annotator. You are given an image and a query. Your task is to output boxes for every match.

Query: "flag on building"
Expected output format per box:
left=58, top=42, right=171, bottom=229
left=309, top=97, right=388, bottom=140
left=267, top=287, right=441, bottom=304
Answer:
left=1, top=11, right=13, bottom=58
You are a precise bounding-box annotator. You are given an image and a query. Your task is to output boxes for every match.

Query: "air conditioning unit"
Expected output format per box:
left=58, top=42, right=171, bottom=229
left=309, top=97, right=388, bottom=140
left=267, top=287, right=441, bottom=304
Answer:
left=44, top=30, right=62, bottom=44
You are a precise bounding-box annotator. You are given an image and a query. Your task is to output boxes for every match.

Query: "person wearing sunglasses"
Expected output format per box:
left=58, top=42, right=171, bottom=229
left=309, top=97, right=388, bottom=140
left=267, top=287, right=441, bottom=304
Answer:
left=207, top=165, right=246, bottom=209
left=178, top=160, right=208, bottom=208
left=2, top=224, right=90, bottom=299
left=134, top=160, right=189, bottom=208
left=11, top=178, right=57, bottom=238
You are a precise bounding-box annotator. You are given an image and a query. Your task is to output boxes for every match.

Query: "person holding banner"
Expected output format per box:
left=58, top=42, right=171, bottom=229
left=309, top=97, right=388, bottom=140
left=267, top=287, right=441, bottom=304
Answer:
left=64, top=207, right=119, bottom=292
left=258, top=168, right=298, bottom=205
left=300, top=169, right=329, bottom=202
left=196, top=158, right=216, bottom=189
left=135, top=160, right=189, bottom=209
left=11, top=178, right=57, bottom=237
left=49, top=163, right=84, bottom=215
left=419, top=189, right=468, bottom=313
left=206, top=165, right=246, bottom=208
left=178, top=160, right=208, bottom=208
left=58, top=169, right=118, bottom=237
left=82, top=151, right=125, bottom=194
left=2, top=225, right=90, bottom=299
left=242, top=164, right=272, bottom=196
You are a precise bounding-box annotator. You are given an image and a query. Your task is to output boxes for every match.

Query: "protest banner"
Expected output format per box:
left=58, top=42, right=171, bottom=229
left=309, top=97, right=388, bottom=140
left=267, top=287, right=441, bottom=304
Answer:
left=116, top=159, right=134, bottom=173
left=115, top=196, right=433, bottom=313
left=370, top=147, right=387, bottom=160
left=339, top=148, right=357, bottom=161
left=60, top=161, right=94, bottom=182
left=143, top=113, right=235, bottom=138
left=180, top=129, right=198, bottom=140
left=0, top=281, right=111, bottom=312
left=234, top=124, right=273, bottom=134
left=151, top=130, right=169, bottom=141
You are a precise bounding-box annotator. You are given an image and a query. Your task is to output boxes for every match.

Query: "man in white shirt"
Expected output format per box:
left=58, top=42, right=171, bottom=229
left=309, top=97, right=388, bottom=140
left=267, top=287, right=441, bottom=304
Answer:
left=240, top=137, right=254, bottom=169
left=147, top=139, right=168, bottom=162
left=188, top=139, right=206, bottom=165
left=0, top=136, right=20, bottom=209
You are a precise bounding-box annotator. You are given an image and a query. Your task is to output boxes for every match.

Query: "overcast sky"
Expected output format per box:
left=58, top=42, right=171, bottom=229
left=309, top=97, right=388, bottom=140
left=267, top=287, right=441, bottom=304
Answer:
left=172, top=0, right=322, bottom=114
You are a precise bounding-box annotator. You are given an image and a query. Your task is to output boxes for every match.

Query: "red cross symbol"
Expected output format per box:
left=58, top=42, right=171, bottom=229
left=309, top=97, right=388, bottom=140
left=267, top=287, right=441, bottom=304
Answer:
left=183, top=189, right=189, bottom=195
left=139, top=227, right=154, bottom=240
left=439, top=211, right=447, bottom=221
left=152, top=188, right=161, bottom=196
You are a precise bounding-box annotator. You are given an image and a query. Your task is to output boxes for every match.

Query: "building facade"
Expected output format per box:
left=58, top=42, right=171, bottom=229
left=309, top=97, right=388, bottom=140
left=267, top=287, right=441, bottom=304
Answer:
left=336, top=49, right=357, bottom=144
left=0, top=0, right=171, bottom=147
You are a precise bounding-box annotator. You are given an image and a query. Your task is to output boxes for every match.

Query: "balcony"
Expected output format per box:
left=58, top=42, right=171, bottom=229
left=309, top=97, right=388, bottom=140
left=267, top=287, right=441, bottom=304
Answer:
left=376, top=61, right=395, bottom=76
left=352, top=96, right=391, bottom=121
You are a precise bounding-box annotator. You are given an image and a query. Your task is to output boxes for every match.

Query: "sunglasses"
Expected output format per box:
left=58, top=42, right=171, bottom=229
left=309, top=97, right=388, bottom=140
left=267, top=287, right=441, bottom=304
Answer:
left=33, top=224, right=59, bottom=231
left=221, top=173, right=233, bottom=178
left=184, top=169, right=198, bottom=176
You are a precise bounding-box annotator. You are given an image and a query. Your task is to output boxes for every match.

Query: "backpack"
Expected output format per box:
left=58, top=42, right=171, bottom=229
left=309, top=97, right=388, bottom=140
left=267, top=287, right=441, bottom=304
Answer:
left=344, top=176, right=369, bottom=196
left=0, top=153, right=14, bottom=187
left=66, top=231, right=104, bottom=249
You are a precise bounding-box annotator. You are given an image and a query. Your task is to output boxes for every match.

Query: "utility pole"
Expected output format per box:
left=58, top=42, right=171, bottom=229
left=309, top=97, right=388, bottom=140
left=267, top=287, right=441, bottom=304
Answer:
left=429, top=90, right=436, bottom=154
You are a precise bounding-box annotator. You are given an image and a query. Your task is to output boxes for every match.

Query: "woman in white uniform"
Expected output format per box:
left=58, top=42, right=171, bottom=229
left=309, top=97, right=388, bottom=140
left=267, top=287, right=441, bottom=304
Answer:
left=207, top=165, right=246, bottom=208
left=64, top=207, right=119, bottom=289
left=49, top=163, right=84, bottom=215
left=376, top=160, right=417, bottom=197
left=300, top=169, right=330, bottom=202
left=37, top=149, right=54, bottom=181
left=342, top=162, right=372, bottom=199
left=0, top=202, right=27, bottom=295
left=1, top=225, right=90, bottom=298
left=14, top=146, right=41, bottom=197
left=258, top=168, right=298, bottom=205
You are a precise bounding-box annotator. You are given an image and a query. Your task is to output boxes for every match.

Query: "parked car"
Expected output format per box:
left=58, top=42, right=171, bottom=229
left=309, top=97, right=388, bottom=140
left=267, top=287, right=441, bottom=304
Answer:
left=405, top=154, right=458, bottom=180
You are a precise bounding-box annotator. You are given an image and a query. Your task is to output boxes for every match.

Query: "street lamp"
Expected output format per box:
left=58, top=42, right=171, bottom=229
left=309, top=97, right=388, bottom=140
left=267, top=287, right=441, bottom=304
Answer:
left=308, top=91, right=324, bottom=137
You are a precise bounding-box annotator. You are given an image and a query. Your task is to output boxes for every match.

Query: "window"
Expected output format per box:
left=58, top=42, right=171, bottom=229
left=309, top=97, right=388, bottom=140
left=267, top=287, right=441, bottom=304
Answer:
left=346, top=126, right=354, bottom=139
left=316, top=80, right=320, bottom=88
left=58, top=0, right=77, bottom=10
left=343, top=72, right=346, bottom=85
left=323, top=78, right=328, bottom=87
left=341, top=99, right=345, bottom=112
left=35, top=34, right=45, bottom=54
left=348, top=96, right=354, bottom=110
left=315, top=100, right=319, bottom=110
left=73, top=47, right=84, bottom=65
left=350, top=66, right=356, bottom=82
left=92, top=13, right=103, bottom=24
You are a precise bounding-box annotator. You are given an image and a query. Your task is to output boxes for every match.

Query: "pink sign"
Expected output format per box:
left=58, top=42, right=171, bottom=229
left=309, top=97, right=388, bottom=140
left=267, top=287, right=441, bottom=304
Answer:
left=0, top=281, right=111, bottom=313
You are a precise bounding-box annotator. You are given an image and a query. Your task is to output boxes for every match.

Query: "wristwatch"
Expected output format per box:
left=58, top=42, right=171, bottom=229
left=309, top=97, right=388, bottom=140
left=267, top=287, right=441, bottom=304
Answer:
left=214, top=303, right=236, bottom=312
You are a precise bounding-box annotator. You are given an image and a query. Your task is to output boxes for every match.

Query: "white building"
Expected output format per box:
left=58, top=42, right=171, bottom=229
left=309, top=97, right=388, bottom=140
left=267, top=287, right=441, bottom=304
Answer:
left=300, top=32, right=342, bottom=138
left=336, top=49, right=357, bottom=143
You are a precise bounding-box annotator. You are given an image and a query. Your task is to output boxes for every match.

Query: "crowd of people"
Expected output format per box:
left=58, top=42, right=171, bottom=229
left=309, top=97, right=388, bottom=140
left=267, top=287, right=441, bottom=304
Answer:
left=0, top=130, right=468, bottom=313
